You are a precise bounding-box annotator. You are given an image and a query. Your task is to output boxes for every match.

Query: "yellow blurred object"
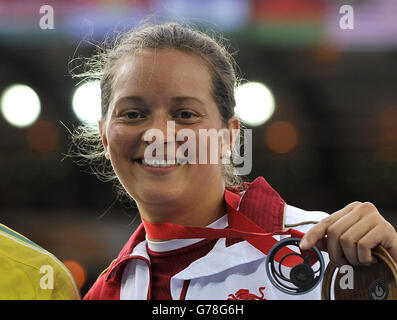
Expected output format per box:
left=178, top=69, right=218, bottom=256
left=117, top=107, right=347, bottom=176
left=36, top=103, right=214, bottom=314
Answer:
left=0, top=223, right=81, bottom=300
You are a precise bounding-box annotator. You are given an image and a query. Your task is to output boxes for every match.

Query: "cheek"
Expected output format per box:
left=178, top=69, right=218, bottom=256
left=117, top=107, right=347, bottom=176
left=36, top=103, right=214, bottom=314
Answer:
left=107, top=124, right=140, bottom=160
left=191, top=124, right=224, bottom=166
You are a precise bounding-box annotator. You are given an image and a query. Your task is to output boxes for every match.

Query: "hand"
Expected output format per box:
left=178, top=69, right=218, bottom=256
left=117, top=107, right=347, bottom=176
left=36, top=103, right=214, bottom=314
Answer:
left=299, top=201, right=397, bottom=266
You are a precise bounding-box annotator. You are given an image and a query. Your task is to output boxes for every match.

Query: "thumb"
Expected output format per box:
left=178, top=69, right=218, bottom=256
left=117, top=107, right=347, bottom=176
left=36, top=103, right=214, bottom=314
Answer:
left=384, top=238, right=397, bottom=265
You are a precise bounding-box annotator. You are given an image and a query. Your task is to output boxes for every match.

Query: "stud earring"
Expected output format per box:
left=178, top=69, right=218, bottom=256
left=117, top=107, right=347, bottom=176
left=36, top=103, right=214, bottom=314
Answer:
left=105, top=151, right=110, bottom=160
left=222, top=149, right=232, bottom=164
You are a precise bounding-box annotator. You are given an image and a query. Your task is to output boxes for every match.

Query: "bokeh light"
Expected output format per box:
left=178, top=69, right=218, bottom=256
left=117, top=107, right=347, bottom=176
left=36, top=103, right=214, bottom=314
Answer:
left=0, top=84, right=41, bottom=128
left=234, top=81, right=275, bottom=126
left=72, top=81, right=101, bottom=123
left=25, top=120, right=60, bottom=153
left=376, top=106, right=397, bottom=161
left=265, top=121, right=299, bottom=154
left=63, top=260, right=87, bottom=289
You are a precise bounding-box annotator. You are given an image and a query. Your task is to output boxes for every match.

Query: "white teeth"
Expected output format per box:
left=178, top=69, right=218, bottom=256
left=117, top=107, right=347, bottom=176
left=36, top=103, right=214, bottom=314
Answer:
left=141, top=158, right=176, bottom=167
left=138, top=158, right=188, bottom=167
left=177, top=158, right=188, bottom=165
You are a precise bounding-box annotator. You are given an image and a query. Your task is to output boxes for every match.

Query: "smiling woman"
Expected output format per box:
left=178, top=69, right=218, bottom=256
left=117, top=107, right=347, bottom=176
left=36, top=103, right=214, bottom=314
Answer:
left=69, top=22, right=397, bottom=301
left=69, top=23, right=244, bottom=203
left=99, top=48, right=239, bottom=225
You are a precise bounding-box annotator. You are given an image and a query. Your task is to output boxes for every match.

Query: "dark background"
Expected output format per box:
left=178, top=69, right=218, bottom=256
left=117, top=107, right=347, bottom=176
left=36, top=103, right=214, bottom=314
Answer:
left=0, top=0, right=396, bottom=296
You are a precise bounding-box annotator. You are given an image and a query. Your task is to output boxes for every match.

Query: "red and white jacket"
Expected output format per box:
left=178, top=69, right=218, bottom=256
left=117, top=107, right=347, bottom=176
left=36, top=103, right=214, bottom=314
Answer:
left=84, top=177, right=329, bottom=300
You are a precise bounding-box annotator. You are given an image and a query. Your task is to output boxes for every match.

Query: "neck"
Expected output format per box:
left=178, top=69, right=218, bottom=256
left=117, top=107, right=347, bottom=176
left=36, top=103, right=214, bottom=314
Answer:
left=137, top=181, right=226, bottom=234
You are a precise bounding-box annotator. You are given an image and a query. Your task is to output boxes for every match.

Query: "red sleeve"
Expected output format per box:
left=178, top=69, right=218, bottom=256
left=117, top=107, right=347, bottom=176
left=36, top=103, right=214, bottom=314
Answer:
left=83, top=271, right=121, bottom=300
left=84, top=224, right=147, bottom=300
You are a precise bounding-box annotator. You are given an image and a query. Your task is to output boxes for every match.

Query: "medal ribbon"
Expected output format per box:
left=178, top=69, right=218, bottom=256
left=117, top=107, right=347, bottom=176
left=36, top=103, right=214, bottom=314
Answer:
left=142, top=190, right=305, bottom=267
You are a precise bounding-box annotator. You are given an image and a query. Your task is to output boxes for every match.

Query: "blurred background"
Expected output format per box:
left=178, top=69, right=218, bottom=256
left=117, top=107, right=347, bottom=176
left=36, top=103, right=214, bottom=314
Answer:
left=0, top=0, right=396, bottom=297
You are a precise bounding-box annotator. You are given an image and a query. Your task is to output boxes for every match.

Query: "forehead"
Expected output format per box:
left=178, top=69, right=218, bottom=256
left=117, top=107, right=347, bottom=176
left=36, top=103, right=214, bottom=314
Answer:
left=110, top=49, right=213, bottom=102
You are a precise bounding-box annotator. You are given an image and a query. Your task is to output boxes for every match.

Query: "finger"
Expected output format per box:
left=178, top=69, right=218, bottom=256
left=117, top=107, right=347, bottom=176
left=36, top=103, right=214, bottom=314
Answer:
left=338, top=216, right=377, bottom=265
left=356, top=227, right=379, bottom=265
left=324, top=210, right=365, bottom=266
left=326, top=230, right=349, bottom=267
left=379, top=221, right=397, bottom=263
left=386, top=236, right=397, bottom=264
left=311, top=238, right=327, bottom=252
left=387, top=240, right=397, bottom=264
left=358, top=221, right=397, bottom=265
left=300, top=201, right=361, bottom=251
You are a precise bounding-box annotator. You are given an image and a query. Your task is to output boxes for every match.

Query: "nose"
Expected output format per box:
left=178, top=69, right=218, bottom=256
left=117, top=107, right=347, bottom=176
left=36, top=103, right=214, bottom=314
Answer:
left=141, top=111, right=176, bottom=151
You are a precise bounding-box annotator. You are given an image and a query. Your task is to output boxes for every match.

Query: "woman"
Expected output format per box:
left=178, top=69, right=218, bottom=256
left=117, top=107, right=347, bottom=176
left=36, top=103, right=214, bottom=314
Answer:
left=72, top=22, right=397, bottom=300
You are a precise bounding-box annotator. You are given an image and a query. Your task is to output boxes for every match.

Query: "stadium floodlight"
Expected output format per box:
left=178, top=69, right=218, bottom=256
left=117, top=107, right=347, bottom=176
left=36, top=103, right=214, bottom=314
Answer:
left=234, top=81, right=275, bottom=126
left=72, top=81, right=102, bottom=123
left=0, top=84, right=41, bottom=128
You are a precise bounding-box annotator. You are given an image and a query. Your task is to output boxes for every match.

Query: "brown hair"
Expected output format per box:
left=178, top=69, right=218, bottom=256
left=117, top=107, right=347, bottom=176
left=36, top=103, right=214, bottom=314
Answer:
left=69, top=22, right=246, bottom=201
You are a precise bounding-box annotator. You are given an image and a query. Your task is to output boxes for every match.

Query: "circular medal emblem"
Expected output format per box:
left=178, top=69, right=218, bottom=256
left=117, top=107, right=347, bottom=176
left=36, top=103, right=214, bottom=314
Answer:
left=369, top=279, right=388, bottom=300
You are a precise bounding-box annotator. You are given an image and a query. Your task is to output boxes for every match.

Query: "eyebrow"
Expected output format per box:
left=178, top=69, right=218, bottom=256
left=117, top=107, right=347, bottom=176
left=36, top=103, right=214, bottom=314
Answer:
left=115, top=96, right=145, bottom=105
left=115, top=95, right=204, bottom=106
left=171, top=96, right=204, bottom=105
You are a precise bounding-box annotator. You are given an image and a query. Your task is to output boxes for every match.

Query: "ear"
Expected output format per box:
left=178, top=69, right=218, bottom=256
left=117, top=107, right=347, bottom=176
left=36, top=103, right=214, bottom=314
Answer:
left=220, top=116, right=240, bottom=161
left=227, top=116, right=240, bottom=148
left=99, top=119, right=108, bottom=152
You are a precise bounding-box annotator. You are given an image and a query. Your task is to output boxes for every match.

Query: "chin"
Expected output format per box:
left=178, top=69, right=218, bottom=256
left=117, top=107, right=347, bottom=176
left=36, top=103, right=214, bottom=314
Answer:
left=132, top=182, right=185, bottom=205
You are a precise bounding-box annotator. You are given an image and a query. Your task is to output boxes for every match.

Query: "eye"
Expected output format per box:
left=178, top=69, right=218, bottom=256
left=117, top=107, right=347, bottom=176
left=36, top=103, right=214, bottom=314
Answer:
left=123, top=111, right=146, bottom=120
left=174, top=110, right=199, bottom=120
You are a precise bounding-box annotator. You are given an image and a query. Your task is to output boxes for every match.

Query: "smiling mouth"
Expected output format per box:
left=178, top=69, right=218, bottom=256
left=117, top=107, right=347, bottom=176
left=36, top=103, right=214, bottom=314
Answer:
left=134, top=158, right=188, bottom=168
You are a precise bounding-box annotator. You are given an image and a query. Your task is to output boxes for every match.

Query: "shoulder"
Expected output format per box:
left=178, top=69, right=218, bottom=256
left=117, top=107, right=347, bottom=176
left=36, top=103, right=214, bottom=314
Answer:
left=0, top=223, right=81, bottom=300
left=84, top=224, right=147, bottom=300
left=83, top=259, right=121, bottom=300
left=283, top=204, right=329, bottom=234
